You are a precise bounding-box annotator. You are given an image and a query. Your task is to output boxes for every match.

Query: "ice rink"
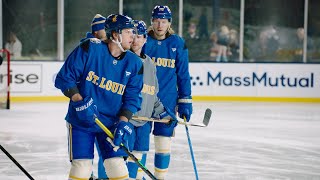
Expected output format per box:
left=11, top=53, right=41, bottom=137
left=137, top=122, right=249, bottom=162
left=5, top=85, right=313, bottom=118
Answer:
left=1, top=101, right=320, bottom=180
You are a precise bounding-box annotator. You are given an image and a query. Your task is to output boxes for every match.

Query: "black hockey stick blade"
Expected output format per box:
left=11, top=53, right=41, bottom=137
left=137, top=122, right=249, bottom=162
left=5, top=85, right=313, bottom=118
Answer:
left=203, top=108, right=212, bottom=126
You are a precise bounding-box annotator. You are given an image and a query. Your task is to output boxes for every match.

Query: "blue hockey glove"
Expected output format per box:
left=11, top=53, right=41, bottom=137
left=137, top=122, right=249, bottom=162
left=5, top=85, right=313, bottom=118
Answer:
left=164, top=107, right=178, bottom=127
left=154, top=107, right=178, bottom=127
left=177, top=96, right=193, bottom=122
left=113, top=121, right=134, bottom=150
left=71, top=96, right=99, bottom=127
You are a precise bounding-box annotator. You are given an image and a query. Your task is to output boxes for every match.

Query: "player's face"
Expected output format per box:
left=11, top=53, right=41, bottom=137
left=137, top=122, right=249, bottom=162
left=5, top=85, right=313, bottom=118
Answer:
left=132, top=35, right=146, bottom=52
left=120, top=28, right=135, bottom=50
left=152, top=18, right=171, bottom=40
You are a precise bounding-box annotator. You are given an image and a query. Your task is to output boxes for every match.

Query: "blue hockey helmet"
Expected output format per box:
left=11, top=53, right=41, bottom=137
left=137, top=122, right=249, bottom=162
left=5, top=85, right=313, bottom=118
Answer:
left=105, top=14, right=134, bottom=39
left=133, top=20, right=147, bottom=38
left=151, top=5, right=172, bottom=22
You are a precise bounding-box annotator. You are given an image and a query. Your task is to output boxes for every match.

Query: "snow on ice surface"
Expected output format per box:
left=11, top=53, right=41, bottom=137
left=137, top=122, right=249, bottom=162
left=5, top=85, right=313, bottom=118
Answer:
left=1, top=102, right=320, bottom=180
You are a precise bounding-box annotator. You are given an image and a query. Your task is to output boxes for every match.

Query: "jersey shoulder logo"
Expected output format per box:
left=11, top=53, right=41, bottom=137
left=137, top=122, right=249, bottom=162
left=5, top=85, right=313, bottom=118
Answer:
left=118, top=130, right=124, bottom=136
left=125, top=71, right=131, bottom=77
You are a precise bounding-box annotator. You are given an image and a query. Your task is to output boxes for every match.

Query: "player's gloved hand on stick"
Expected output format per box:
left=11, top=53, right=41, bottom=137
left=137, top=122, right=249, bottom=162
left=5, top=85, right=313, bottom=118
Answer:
left=178, top=96, right=193, bottom=122
left=154, top=107, right=178, bottom=127
left=112, top=120, right=134, bottom=151
left=71, top=96, right=99, bottom=127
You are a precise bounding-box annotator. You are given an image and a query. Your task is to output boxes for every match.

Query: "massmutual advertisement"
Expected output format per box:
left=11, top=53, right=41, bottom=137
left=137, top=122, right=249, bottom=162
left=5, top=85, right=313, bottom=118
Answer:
left=190, top=63, right=319, bottom=98
left=3, top=61, right=320, bottom=101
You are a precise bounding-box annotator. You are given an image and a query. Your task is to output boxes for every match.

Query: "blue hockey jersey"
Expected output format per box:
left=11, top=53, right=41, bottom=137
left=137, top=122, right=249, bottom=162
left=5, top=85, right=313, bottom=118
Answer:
left=55, top=39, right=143, bottom=132
left=80, top=32, right=94, bottom=42
left=144, top=34, right=191, bottom=111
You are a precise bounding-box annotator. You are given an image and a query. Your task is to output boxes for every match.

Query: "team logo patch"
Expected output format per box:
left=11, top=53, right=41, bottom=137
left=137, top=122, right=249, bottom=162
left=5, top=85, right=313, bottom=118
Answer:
left=113, top=60, right=117, bottom=65
left=112, top=15, right=117, bottom=22
left=118, top=130, right=124, bottom=136
left=125, top=71, right=131, bottom=77
left=158, top=41, right=161, bottom=45
left=172, top=48, right=176, bottom=52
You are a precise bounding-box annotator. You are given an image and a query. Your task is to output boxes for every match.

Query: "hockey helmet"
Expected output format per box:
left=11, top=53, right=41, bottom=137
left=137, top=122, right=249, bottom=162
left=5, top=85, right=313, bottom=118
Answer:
left=133, top=20, right=147, bottom=38
left=105, top=14, right=135, bottom=39
left=151, top=5, right=172, bottom=22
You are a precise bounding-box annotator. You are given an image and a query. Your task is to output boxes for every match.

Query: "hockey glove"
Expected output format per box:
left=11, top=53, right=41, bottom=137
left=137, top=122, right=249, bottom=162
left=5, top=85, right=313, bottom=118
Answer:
left=113, top=121, right=134, bottom=151
left=177, top=96, right=193, bottom=122
left=154, top=107, right=178, bottom=127
left=71, top=96, right=99, bottom=127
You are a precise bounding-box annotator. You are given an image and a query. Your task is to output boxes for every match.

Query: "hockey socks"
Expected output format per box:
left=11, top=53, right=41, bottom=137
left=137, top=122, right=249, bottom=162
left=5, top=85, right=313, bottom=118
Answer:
left=154, top=136, right=171, bottom=179
left=104, top=157, right=129, bottom=180
left=97, top=157, right=108, bottom=179
left=69, top=159, right=93, bottom=180
left=128, top=151, right=147, bottom=179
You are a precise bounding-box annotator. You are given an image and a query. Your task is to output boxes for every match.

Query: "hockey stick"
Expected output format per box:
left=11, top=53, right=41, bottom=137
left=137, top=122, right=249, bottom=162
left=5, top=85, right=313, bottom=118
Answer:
left=94, top=118, right=157, bottom=180
left=183, top=115, right=199, bottom=180
left=184, top=109, right=212, bottom=180
left=0, top=144, right=35, bottom=180
left=132, top=108, right=212, bottom=128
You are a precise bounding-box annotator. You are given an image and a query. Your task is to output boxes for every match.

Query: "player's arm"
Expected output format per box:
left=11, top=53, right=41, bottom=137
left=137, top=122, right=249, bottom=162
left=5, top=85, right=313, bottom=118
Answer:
left=55, top=40, right=99, bottom=128
left=111, top=59, right=144, bottom=151
left=151, top=75, right=178, bottom=126
left=119, top=60, right=144, bottom=121
left=175, top=38, right=193, bottom=121
left=175, top=38, right=191, bottom=97
left=152, top=76, right=165, bottom=118
left=55, top=40, right=90, bottom=101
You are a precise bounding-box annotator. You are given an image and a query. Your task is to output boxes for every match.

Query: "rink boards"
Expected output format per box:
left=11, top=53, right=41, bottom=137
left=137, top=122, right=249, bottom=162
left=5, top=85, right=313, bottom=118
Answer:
left=3, top=61, right=320, bottom=103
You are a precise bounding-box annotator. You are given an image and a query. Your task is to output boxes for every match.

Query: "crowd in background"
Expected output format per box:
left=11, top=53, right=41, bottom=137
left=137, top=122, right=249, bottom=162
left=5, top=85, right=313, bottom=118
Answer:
left=183, top=3, right=319, bottom=63
left=2, top=0, right=320, bottom=63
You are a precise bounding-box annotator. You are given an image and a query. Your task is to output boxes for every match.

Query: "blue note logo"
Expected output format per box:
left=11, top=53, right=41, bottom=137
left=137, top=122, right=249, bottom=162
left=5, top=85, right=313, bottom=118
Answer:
left=191, top=76, right=204, bottom=86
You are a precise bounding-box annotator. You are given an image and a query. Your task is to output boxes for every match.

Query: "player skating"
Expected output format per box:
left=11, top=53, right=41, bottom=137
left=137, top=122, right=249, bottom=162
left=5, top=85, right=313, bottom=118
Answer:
left=55, top=14, right=143, bottom=180
left=143, top=5, right=193, bottom=179
left=95, top=19, right=177, bottom=180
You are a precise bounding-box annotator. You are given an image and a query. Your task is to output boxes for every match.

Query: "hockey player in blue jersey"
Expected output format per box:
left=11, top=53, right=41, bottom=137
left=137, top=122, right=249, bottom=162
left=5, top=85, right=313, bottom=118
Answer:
left=78, top=13, right=108, bottom=180
left=81, top=14, right=107, bottom=42
left=143, top=5, right=193, bottom=179
left=54, top=14, right=143, bottom=180
left=95, top=19, right=178, bottom=180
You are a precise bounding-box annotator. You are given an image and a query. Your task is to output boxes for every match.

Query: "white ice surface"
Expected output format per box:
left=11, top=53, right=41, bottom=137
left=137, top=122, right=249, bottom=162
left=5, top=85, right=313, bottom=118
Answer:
left=1, top=102, right=320, bottom=180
